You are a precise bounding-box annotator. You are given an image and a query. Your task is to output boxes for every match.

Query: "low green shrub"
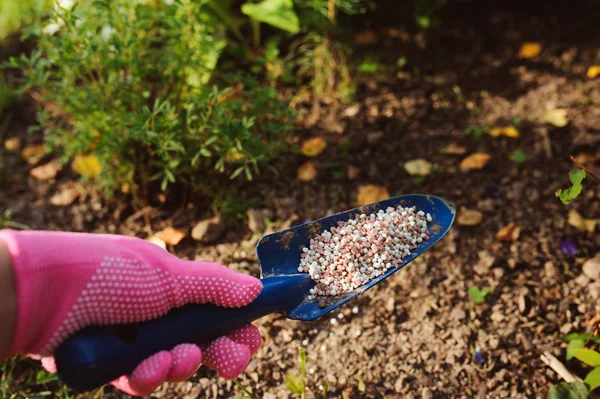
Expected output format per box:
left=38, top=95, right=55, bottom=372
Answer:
left=11, top=0, right=297, bottom=207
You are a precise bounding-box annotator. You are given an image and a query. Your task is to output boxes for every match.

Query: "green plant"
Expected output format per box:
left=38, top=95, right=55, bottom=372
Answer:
left=468, top=286, right=491, bottom=305
left=509, top=150, right=527, bottom=164
left=556, top=169, right=586, bottom=205
left=0, top=0, right=49, bottom=41
left=12, top=0, right=296, bottom=210
left=286, top=347, right=307, bottom=398
left=464, top=125, right=487, bottom=140
left=289, top=0, right=374, bottom=117
left=547, top=332, right=600, bottom=397
left=0, top=209, right=29, bottom=230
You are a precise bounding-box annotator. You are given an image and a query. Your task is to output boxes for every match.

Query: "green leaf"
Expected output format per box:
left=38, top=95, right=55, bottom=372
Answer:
left=567, top=340, right=585, bottom=360
left=548, top=381, right=589, bottom=399
left=241, top=0, right=300, bottom=34
left=565, top=333, right=600, bottom=344
left=298, top=347, right=306, bottom=379
left=357, top=380, right=365, bottom=392
left=556, top=169, right=586, bottom=205
left=468, top=286, right=492, bottom=305
left=571, top=348, right=600, bottom=366
left=509, top=150, right=527, bottom=164
left=586, top=366, right=600, bottom=391
left=285, top=374, right=304, bottom=395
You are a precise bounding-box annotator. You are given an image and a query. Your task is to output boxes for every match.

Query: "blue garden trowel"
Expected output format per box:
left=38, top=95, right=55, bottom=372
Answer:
left=54, top=194, right=455, bottom=392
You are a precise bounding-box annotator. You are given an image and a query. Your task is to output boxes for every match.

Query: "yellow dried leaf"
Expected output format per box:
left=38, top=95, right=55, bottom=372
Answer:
left=72, top=154, right=102, bottom=179
left=519, top=42, right=542, bottom=58
left=496, top=222, right=521, bottom=242
left=154, top=227, right=186, bottom=246
left=356, top=184, right=390, bottom=206
left=301, top=137, right=327, bottom=157
left=460, top=153, right=491, bottom=170
left=30, top=160, right=62, bottom=181
left=442, top=142, right=467, bottom=155
left=226, top=149, right=245, bottom=162
left=587, top=66, right=600, bottom=79
left=355, top=31, right=377, bottom=45
left=543, top=108, right=569, bottom=127
left=404, top=159, right=432, bottom=176
left=21, top=145, right=46, bottom=165
left=3, top=138, right=21, bottom=152
left=147, top=236, right=167, bottom=250
left=457, top=208, right=483, bottom=226
left=489, top=126, right=519, bottom=138
left=297, top=161, right=317, bottom=182
left=568, top=209, right=597, bottom=233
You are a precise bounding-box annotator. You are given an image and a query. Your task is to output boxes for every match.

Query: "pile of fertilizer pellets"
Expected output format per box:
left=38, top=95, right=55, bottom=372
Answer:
left=298, top=206, right=432, bottom=299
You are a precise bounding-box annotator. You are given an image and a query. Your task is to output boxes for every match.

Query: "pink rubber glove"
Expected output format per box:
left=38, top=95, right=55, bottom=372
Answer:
left=0, top=229, right=263, bottom=396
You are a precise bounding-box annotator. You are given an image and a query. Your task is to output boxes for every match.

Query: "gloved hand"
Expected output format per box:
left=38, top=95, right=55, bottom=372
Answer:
left=0, top=229, right=263, bottom=396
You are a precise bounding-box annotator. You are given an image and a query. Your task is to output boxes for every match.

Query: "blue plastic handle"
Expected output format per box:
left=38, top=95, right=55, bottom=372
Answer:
left=54, top=273, right=314, bottom=392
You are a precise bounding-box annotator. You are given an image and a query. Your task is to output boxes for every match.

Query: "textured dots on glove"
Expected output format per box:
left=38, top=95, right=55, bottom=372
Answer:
left=166, top=344, right=202, bottom=382
left=202, top=337, right=251, bottom=380
left=228, top=325, right=262, bottom=355
left=42, top=256, right=262, bottom=355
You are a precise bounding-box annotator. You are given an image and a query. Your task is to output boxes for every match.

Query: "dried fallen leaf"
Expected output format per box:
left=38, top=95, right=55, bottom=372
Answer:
left=519, top=42, right=542, bottom=58
left=355, top=31, right=377, bottom=45
left=442, top=142, right=467, bottom=155
left=356, top=184, right=390, bottom=206
left=72, top=154, right=102, bottom=179
left=496, top=222, right=521, bottom=242
left=301, top=137, right=327, bottom=157
left=587, top=66, right=600, bottom=79
left=460, top=153, right=491, bottom=170
left=3, top=138, right=21, bottom=152
left=21, top=145, right=46, bottom=165
left=543, top=108, right=569, bottom=127
left=347, top=165, right=360, bottom=180
left=489, top=126, right=519, bottom=138
left=30, top=160, right=62, bottom=181
left=154, top=227, right=186, bottom=246
left=147, top=236, right=167, bottom=250
left=404, top=159, right=432, bottom=176
left=457, top=208, right=483, bottom=226
left=297, top=161, right=317, bottom=182
left=49, top=184, right=81, bottom=206
left=568, top=209, right=597, bottom=233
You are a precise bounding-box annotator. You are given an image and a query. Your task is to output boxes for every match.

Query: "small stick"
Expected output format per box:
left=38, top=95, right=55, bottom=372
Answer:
left=571, top=156, right=600, bottom=183
left=540, top=352, right=581, bottom=383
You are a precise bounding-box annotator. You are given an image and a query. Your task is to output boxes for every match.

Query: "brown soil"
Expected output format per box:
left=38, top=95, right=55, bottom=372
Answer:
left=2, top=0, right=600, bottom=398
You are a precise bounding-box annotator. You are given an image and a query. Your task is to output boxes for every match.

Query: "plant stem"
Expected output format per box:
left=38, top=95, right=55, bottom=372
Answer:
left=252, top=19, right=260, bottom=48
left=571, top=155, right=600, bottom=183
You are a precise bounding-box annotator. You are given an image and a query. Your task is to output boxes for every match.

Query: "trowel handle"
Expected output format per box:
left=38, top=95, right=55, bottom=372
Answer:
left=54, top=274, right=314, bottom=393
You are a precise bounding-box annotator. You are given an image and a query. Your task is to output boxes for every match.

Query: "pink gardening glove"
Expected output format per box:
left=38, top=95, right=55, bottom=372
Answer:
left=0, top=229, right=263, bottom=396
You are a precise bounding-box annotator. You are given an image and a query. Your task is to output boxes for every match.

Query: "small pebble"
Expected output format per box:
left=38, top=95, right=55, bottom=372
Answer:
left=352, top=306, right=359, bottom=314
left=302, top=339, right=309, bottom=346
left=337, top=313, right=344, bottom=319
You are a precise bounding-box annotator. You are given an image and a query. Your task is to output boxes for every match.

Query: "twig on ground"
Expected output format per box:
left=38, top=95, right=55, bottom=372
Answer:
left=571, top=156, right=600, bottom=183
left=541, top=352, right=581, bottom=383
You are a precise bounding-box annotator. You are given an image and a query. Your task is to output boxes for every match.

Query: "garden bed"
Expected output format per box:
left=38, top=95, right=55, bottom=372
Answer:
left=2, top=0, right=600, bottom=397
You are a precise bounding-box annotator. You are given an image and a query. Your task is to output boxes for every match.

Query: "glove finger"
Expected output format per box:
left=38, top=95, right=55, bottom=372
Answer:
left=226, top=324, right=262, bottom=355
left=172, top=261, right=263, bottom=308
left=166, top=344, right=202, bottom=382
left=201, top=336, right=251, bottom=380
left=112, top=350, right=172, bottom=396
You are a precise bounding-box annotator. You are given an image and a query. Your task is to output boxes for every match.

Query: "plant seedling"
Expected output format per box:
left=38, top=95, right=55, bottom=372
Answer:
left=556, top=169, right=586, bottom=205
left=468, top=286, right=491, bottom=305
